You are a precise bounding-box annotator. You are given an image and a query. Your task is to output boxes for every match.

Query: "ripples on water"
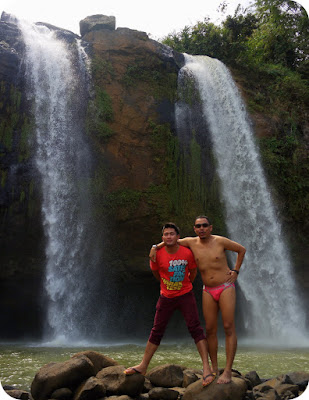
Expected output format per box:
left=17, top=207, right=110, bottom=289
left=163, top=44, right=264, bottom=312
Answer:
left=0, top=343, right=308, bottom=391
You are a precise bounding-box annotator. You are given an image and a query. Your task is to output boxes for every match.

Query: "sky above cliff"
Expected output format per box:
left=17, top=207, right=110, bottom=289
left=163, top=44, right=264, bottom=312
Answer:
left=2, top=0, right=307, bottom=40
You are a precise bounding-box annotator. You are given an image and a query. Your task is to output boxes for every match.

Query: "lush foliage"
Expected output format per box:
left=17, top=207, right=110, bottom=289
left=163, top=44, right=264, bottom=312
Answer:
left=86, top=87, right=114, bottom=141
left=162, top=0, right=308, bottom=73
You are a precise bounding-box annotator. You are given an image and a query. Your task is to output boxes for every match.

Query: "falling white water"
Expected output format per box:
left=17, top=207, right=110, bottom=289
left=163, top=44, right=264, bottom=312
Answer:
left=18, top=20, right=97, bottom=342
left=177, top=54, right=307, bottom=345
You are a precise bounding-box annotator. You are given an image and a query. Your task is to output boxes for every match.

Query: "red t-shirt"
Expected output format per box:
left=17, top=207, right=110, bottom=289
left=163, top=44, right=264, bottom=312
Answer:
left=150, top=245, right=197, bottom=298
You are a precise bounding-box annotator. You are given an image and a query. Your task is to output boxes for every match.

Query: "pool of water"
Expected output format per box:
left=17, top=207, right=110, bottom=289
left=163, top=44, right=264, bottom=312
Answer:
left=0, top=342, right=308, bottom=392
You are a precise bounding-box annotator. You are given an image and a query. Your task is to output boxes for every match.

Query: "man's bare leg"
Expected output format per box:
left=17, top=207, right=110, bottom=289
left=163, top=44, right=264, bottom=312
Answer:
left=217, top=287, right=237, bottom=384
left=124, top=341, right=158, bottom=375
left=195, top=338, right=214, bottom=386
left=202, top=292, right=219, bottom=375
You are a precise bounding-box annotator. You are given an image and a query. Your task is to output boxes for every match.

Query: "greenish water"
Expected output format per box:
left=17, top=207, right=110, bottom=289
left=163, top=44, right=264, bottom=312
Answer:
left=0, top=342, right=308, bottom=392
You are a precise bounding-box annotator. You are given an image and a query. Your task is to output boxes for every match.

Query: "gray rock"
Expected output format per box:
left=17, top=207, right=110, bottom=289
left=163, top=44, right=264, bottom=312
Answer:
left=72, top=350, right=118, bottom=374
left=182, top=368, right=202, bottom=387
left=285, top=371, right=309, bottom=386
left=143, top=377, right=153, bottom=392
left=4, top=389, right=30, bottom=400
left=147, top=364, right=184, bottom=388
left=182, top=375, right=247, bottom=400
left=74, top=376, right=106, bottom=400
left=80, top=15, right=116, bottom=36
left=245, top=370, right=262, bottom=387
left=137, top=394, right=150, bottom=400
left=50, top=387, right=73, bottom=399
left=275, top=383, right=299, bottom=398
left=148, top=387, right=179, bottom=400
left=31, top=355, right=95, bottom=400
left=96, top=365, right=144, bottom=397
left=253, top=384, right=281, bottom=400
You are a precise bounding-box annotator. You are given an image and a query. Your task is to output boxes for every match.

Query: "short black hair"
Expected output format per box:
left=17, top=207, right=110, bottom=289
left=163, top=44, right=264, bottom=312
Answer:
left=162, top=222, right=180, bottom=235
left=195, top=215, right=212, bottom=225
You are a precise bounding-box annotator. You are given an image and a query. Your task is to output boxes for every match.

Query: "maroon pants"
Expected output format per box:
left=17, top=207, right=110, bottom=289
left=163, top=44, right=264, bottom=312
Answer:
left=148, top=290, right=206, bottom=345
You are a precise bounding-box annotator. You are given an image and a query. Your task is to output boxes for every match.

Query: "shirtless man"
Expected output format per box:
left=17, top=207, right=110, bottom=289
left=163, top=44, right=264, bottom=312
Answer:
left=150, top=216, right=246, bottom=384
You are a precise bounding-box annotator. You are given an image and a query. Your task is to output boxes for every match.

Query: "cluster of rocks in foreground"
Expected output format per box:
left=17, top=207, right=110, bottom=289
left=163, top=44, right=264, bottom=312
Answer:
left=3, top=351, right=308, bottom=400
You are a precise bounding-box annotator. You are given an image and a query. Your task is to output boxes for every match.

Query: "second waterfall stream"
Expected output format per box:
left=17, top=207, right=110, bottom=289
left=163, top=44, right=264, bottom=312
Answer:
left=176, top=54, right=307, bottom=345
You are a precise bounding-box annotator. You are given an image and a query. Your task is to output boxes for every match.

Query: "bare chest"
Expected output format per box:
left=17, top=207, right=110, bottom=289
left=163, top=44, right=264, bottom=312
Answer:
left=192, top=243, right=227, bottom=271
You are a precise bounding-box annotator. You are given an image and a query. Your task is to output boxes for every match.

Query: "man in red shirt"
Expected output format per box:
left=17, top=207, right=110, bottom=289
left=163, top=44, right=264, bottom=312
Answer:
left=124, top=223, right=214, bottom=387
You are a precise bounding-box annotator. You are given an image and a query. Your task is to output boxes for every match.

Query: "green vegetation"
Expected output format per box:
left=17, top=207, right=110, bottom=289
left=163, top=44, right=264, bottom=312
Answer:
left=85, top=54, right=116, bottom=142
left=146, top=120, right=226, bottom=235
left=122, top=57, right=178, bottom=102
left=91, top=56, right=115, bottom=85
left=0, top=82, right=33, bottom=188
left=259, top=131, right=308, bottom=229
left=104, top=188, right=143, bottom=220
left=86, top=87, right=114, bottom=141
left=162, top=1, right=308, bottom=72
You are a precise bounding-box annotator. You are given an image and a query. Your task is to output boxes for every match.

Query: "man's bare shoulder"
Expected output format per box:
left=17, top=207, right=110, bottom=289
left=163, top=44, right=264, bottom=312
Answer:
left=212, top=234, right=226, bottom=241
left=213, top=235, right=245, bottom=250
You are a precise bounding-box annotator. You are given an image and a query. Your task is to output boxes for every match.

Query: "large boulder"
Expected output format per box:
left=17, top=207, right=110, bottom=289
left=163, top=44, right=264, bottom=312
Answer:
left=80, top=14, right=116, bottom=36
left=182, top=368, right=202, bottom=387
left=50, top=387, right=73, bottom=399
left=286, top=371, right=309, bottom=389
left=147, top=364, right=184, bottom=388
left=182, top=375, right=248, bottom=400
left=4, top=389, right=30, bottom=399
left=253, top=374, right=302, bottom=399
left=96, top=365, right=145, bottom=397
left=71, top=350, right=118, bottom=373
left=245, top=370, right=262, bottom=388
left=31, top=355, right=95, bottom=400
left=148, top=386, right=179, bottom=399
left=73, top=376, right=106, bottom=400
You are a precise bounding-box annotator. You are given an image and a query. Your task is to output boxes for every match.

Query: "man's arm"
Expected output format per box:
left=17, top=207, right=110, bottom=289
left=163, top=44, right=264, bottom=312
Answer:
left=149, top=237, right=195, bottom=262
left=151, top=269, right=161, bottom=282
left=178, top=237, right=195, bottom=248
left=149, top=242, right=164, bottom=262
left=222, top=237, right=246, bottom=282
left=189, top=268, right=197, bottom=282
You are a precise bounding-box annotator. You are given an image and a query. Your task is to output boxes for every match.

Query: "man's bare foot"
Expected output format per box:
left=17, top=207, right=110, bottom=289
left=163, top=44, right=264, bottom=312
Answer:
left=124, top=365, right=146, bottom=376
left=217, top=370, right=232, bottom=384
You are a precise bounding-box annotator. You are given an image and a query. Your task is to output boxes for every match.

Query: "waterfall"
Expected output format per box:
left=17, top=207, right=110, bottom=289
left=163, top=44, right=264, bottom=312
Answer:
left=177, top=54, right=307, bottom=345
left=18, top=20, right=100, bottom=343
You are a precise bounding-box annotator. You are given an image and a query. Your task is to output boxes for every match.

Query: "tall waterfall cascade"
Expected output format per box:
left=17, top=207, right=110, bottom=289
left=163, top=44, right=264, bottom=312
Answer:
left=177, top=54, right=307, bottom=345
left=18, top=20, right=100, bottom=343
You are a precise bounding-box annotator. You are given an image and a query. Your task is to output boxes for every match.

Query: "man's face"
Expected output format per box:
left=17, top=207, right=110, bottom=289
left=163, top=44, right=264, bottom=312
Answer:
left=162, top=228, right=179, bottom=246
left=194, top=218, right=212, bottom=239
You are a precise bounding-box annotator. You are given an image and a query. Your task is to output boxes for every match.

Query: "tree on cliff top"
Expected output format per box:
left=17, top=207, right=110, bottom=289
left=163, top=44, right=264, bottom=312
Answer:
left=245, top=0, right=309, bottom=71
left=162, top=0, right=309, bottom=75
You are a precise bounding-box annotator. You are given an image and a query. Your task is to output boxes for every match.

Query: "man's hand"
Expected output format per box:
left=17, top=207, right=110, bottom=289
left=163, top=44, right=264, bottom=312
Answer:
left=226, top=270, right=238, bottom=283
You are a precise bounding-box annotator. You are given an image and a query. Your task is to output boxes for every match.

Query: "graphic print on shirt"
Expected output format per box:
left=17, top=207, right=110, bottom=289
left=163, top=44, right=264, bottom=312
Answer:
left=162, top=259, right=188, bottom=291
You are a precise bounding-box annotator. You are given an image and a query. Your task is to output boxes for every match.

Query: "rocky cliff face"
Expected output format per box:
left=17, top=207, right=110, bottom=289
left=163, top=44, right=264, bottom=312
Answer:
left=75, top=21, right=224, bottom=338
